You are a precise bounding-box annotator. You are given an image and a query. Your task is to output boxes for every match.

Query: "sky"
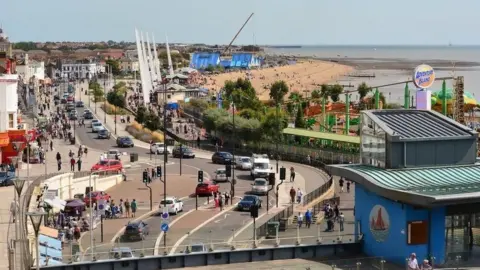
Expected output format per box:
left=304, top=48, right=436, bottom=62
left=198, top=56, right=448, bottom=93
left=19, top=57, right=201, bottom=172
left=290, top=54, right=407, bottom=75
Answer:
left=2, top=0, right=480, bottom=45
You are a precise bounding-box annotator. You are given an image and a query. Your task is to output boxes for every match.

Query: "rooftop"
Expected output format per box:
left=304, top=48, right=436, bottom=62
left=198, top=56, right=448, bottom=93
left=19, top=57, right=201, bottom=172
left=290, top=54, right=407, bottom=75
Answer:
left=328, top=163, right=480, bottom=206
left=366, top=109, right=475, bottom=140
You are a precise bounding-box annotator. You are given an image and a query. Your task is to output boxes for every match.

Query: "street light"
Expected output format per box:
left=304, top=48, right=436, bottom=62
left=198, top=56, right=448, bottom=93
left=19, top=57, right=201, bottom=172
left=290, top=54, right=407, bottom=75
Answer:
left=27, top=211, right=46, bottom=270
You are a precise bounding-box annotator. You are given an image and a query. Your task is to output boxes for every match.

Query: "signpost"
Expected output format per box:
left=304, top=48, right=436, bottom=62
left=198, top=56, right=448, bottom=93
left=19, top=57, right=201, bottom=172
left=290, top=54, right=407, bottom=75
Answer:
left=98, top=199, right=106, bottom=242
left=161, top=223, right=169, bottom=232
left=161, top=209, right=170, bottom=254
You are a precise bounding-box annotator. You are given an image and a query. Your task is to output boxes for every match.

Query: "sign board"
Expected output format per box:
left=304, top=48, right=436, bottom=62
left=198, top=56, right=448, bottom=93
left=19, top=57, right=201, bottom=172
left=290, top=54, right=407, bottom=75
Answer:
left=413, top=64, right=435, bottom=89
left=161, top=212, right=169, bottom=220
left=97, top=199, right=107, bottom=215
left=161, top=223, right=169, bottom=232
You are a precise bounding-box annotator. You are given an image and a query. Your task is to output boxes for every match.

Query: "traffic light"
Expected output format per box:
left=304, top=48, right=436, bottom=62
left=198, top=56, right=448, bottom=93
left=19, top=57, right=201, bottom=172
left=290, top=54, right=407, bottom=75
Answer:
left=157, top=166, right=162, bottom=178
left=250, top=204, right=259, bottom=218
left=268, top=172, right=275, bottom=186
left=225, top=164, right=232, bottom=177
left=198, top=170, right=204, bottom=183
left=279, top=167, right=286, bottom=180
left=142, top=170, right=148, bottom=183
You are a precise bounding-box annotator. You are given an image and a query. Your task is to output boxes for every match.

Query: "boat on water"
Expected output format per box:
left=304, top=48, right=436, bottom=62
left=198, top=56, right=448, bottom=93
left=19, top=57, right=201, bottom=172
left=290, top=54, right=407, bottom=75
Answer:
left=371, top=208, right=387, bottom=231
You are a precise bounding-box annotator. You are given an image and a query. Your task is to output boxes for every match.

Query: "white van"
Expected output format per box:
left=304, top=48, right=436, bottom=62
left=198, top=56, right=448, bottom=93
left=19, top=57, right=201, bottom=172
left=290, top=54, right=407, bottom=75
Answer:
left=250, top=154, right=270, bottom=179
left=150, top=143, right=172, bottom=154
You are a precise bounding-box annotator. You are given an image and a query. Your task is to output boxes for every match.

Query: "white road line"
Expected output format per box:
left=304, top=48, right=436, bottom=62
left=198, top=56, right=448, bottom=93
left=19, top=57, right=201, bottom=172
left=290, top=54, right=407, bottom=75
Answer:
left=153, top=209, right=193, bottom=256
left=168, top=204, right=238, bottom=255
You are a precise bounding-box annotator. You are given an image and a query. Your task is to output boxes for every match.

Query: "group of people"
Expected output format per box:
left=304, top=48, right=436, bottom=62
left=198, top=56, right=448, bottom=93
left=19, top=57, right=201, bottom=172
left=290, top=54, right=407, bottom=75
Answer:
left=324, top=201, right=344, bottom=232
left=289, top=187, right=303, bottom=204
left=213, top=191, right=231, bottom=210
left=93, top=198, right=138, bottom=219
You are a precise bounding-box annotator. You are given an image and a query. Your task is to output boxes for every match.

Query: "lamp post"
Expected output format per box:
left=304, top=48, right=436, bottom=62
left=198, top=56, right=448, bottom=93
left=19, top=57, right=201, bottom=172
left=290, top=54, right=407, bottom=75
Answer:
left=87, top=171, right=104, bottom=260
left=162, top=87, right=168, bottom=254
left=27, top=211, right=46, bottom=270
left=103, top=78, right=107, bottom=124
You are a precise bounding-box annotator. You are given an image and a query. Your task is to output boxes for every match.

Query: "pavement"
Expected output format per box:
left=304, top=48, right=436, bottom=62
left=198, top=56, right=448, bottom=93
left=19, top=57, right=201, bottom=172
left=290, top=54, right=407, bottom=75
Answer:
left=67, top=82, right=331, bottom=261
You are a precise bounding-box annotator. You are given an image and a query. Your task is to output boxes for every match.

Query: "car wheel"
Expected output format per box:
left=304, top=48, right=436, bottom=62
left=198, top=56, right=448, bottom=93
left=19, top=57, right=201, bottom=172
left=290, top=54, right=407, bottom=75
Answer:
left=174, top=208, right=178, bottom=215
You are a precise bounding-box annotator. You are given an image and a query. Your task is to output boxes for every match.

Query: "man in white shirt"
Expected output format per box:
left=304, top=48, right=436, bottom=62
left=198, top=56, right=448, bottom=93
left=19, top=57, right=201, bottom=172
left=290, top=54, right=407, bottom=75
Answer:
left=408, top=253, right=419, bottom=270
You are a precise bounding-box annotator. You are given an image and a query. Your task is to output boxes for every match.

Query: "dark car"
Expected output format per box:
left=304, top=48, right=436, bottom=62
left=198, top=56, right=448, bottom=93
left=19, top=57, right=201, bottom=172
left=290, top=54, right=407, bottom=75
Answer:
left=116, top=136, right=134, bottom=147
left=122, top=220, right=149, bottom=241
left=237, top=195, right=262, bottom=211
left=83, top=112, right=94, bottom=119
left=60, top=98, right=67, bottom=104
left=211, top=152, right=233, bottom=164
left=0, top=170, right=15, bottom=186
left=68, top=112, right=78, bottom=120
left=75, top=101, right=84, bottom=107
left=172, top=147, right=195, bottom=158
left=97, top=129, right=111, bottom=139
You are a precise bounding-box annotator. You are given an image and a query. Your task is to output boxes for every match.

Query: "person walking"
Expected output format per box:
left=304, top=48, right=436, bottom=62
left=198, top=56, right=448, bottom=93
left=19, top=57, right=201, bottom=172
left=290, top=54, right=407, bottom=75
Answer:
left=224, top=192, right=230, bottom=206
left=338, top=212, right=345, bottom=232
left=56, top=152, right=62, bottom=171
left=289, top=187, right=296, bottom=204
left=290, top=167, right=295, bottom=182
left=77, top=157, right=82, bottom=171
left=346, top=181, right=351, bottom=193
left=131, top=199, right=137, bottom=218
left=305, top=209, right=312, bottom=228
left=297, top=212, right=304, bottom=228
left=339, top=177, right=345, bottom=193
left=50, top=140, right=53, bottom=151
left=124, top=199, right=131, bottom=218
left=70, top=157, right=76, bottom=172
left=296, top=188, right=303, bottom=204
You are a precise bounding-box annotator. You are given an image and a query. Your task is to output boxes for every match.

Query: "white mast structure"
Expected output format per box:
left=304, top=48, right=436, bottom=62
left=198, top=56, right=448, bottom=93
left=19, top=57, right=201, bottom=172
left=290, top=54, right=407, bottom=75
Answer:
left=140, top=31, right=153, bottom=102
left=165, top=35, right=175, bottom=76
left=135, top=28, right=149, bottom=105
left=152, top=34, right=162, bottom=84
left=145, top=33, right=157, bottom=88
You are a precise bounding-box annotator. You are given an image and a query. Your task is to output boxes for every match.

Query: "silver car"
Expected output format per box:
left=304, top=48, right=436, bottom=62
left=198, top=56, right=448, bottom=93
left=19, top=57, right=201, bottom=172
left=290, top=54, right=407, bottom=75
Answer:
left=251, top=178, right=268, bottom=195
left=236, top=157, right=252, bottom=170
left=214, top=168, right=228, bottom=182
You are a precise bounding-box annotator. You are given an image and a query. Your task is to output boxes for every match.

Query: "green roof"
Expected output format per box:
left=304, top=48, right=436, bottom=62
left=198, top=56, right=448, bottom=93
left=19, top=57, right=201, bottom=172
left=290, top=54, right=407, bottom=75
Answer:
left=282, top=128, right=360, bottom=144
left=345, top=164, right=480, bottom=196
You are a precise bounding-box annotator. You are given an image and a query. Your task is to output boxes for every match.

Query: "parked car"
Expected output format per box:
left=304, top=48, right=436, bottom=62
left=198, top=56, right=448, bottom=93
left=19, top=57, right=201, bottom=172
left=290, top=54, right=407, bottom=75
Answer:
left=159, top=196, right=184, bottom=215
left=172, top=147, right=195, bottom=158
left=236, top=157, right=252, bottom=170
left=251, top=178, right=268, bottom=195
left=83, top=112, right=94, bottom=119
left=214, top=168, right=228, bottom=182
left=92, top=122, right=104, bottom=132
left=83, top=191, right=111, bottom=206
left=0, top=170, right=15, bottom=186
left=150, top=143, right=171, bottom=154
left=116, top=136, right=134, bottom=147
left=211, top=152, right=233, bottom=164
left=183, top=243, right=208, bottom=254
left=122, top=221, right=150, bottom=241
left=109, top=247, right=135, bottom=259
left=75, top=101, right=84, bottom=107
left=97, top=129, right=111, bottom=139
left=91, top=159, right=123, bottom=173
left=195, top=181, right=219, bottom=196
left=237, top=195, right=262, bottom=211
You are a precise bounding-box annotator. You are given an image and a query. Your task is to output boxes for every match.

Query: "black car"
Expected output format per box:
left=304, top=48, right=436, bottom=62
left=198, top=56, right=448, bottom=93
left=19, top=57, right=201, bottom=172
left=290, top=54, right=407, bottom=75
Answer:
left=237, top=195, right=262, bottom=211
left=172, top=147, right=195, bottom=158
left=68, top=112, right=78, bottom=120
left=75, top=101, right=84, bottom=107
left=211, top=152, right=233, bottom=164
left=83, top=112, right=94, bottom=119
left=97, top=129, right=111, bottom=139
left=122, top=220, right=150, bottom=241
left=117, top=136, right=134, bottom=147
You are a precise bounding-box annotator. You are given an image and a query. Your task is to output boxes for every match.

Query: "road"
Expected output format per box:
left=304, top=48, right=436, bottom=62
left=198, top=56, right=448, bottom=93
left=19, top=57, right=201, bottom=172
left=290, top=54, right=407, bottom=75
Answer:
left=71, top=83, right=329, bottom=259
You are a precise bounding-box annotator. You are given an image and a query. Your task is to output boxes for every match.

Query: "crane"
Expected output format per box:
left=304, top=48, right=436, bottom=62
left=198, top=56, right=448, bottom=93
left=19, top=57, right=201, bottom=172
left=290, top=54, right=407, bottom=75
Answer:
left=223, top=12, right=254, bottom=54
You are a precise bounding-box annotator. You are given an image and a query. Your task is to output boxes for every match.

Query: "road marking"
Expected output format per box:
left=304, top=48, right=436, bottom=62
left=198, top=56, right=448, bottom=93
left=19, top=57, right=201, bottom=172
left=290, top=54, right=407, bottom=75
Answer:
left=153, top=209, right=193, bottom=256
left=168, top=204, right=238, bottom=255
left=214, top=213, right=230, bottom=224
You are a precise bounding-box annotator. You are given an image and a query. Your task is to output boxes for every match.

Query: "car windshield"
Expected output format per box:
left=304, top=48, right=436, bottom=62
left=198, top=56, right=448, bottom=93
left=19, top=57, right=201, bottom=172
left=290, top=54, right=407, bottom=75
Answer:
left=190, top=245, right=205, bottom=253
left=241, top=158, right=251, bottom=163
left=118, top=252, right=133, bottom=258
left=93, top=123, right=102, bottom=127
left=221, top=153, right=232, bottom=158
left=122, top=138, right=132, bottom=142
left=254, top=163, right=269, bottom=169
left=197, top=183, right=209, bottom=188
left=254, top=180, right=266, bottom=186
left=216, top=169, right=226, bottom=174
left=242, top=196, right=256, bottom=202
left=99, top=130, right=107, bottom=134
left=160, top=200, right=174, bottom=205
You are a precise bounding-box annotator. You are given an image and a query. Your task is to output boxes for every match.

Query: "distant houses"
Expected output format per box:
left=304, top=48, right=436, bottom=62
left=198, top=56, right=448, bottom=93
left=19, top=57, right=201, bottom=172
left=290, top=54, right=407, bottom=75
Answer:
left=190, top=52, right=261, bottom=70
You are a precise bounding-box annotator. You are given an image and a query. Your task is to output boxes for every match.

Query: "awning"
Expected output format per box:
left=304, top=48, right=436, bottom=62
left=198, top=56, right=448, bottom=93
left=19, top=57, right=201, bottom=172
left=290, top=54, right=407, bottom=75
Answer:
left=43, top=198, right=66, bottom=211
left=0, top=132, right=9, bottom=147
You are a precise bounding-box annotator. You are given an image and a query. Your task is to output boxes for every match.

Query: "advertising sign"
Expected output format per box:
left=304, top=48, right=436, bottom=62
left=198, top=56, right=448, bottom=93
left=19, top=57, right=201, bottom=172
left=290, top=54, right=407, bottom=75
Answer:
left=413, top=64, right=435, bottom=89
left=416, top=90, right=432, bottom=110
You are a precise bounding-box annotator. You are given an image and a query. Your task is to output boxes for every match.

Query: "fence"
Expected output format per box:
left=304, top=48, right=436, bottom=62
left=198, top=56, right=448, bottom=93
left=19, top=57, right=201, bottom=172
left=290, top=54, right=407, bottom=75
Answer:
left=303, top=176, right=333, bottom=206
left=255, top=204, right=294, bottom=238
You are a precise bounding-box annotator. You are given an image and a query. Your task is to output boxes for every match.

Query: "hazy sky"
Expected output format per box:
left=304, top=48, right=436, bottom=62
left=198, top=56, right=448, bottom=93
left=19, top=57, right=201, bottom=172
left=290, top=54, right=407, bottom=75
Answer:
left=2, top=0, right=480, bottom=45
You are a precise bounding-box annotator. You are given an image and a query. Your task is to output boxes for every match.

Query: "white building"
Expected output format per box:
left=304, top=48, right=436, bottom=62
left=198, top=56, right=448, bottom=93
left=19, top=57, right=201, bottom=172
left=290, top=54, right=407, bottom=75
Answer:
left=0, top=74, right=18, bottom=131
left=16, top=54, right=45, bottom=83
left=57, top=62, right=101, bottom=79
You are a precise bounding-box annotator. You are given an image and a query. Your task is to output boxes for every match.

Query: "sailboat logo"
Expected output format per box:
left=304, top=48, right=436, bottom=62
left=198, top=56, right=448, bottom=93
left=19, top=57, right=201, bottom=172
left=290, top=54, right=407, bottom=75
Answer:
left=369, top=205, right=390, bottom=242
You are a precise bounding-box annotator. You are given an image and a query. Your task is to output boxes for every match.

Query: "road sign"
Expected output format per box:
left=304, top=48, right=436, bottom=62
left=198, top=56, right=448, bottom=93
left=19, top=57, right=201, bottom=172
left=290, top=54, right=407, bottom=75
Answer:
left=161, top=223, right=169, bottom=232
left=161, top=212, right=169, bottom=220
left=97, top=199, right=106, bottom=215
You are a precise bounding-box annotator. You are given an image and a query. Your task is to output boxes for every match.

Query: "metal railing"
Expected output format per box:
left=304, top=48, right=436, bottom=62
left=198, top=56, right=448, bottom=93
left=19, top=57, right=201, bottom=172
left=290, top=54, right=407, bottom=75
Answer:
left=256, top=204, right=294, bottom=238
left=303, top=176, right=333, bottom=206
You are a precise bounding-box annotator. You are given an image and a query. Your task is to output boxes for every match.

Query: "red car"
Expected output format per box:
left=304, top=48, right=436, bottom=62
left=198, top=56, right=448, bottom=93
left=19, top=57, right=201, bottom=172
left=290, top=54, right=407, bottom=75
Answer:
left=84, top=191, right=111, bottom=206
left=195, top=181, right=219, bottom=196
left=91, top=159, right=124, bottom=173
left=67, top=96, right=74, bottom=102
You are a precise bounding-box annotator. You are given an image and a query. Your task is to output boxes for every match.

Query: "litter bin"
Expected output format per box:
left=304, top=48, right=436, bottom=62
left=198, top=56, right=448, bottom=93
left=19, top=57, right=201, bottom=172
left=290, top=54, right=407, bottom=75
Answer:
left=279, top=218, right=288, bottom=232
left=130, top=153, right=138, bottom=162
left=266, top=221, right=280, bottom=239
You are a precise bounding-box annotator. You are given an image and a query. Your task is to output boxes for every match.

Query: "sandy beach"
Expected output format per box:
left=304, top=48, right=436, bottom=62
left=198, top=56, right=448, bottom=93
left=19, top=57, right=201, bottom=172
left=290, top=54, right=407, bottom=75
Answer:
left=201, top=60, right=354, bottom=100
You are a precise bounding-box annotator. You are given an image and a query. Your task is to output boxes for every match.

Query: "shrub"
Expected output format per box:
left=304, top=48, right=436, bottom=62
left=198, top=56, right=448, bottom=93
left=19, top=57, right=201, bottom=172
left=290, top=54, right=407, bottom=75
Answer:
left=125, top=122, right=164, bottom=143
left=151, top=131, right=164, bottom=142
left=101, top=103, right=129, bottom=115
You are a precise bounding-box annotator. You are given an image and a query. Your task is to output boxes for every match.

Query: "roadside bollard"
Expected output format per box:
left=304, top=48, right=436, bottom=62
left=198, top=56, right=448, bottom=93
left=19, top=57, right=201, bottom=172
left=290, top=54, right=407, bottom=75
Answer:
left=356, top=262, right=361, bottom=270
left=380, top=260, right=386, bottom=270
left=231, top=229, right=236, bottom=250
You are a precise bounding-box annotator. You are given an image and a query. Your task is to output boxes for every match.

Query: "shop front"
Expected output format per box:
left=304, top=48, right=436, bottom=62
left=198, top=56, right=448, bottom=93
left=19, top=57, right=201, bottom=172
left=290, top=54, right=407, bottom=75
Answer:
left=2, top=129, right=37, bottom=165
left=0, top=132, right=9, bottom=164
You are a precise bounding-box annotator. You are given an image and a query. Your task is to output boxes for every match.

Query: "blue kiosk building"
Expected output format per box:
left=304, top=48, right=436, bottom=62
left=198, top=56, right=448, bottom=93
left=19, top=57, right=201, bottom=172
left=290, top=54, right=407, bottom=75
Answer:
left=327, top=109, right=480, bottom=266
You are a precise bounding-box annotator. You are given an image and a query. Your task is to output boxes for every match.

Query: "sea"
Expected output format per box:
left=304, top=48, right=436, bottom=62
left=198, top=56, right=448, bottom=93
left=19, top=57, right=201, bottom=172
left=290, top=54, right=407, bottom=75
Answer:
left=265, top=45, right=480, bottom=104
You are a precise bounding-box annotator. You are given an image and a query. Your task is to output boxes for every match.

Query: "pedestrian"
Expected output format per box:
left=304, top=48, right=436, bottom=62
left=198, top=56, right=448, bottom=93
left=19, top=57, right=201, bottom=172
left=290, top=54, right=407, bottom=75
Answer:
left=74, top=225, right=81, bottom=242
left=219, top=194, right=224, bottom=211
left=119, top=199, right=124, bottom=217
left=289, top=187, right=296, bottom=204
left=57, top=159, right=62, bottom=171
left=339, top=177, right=344, bottom=193
left=224, top=192, right=229, bottom=205
left=296, top=188, right=303, bottom=204
left=77, top=157, right=82, bottom=171
left=124, top=199, right=131, bottom=218
left=131, top=199, right=137, bottom=218
left=339, top=212, right=345, bottom=231
left=408, top=253, right=419, bottom=270
left=70, top=157, right=76, bottom=172
left=297, top=212, right=304, bottom=228
left=305, top=209, right=312, bottom=228
left=346, top=181, right=351, bottom=193
left=290, top=167, right=295, bottom=182
left=151, top=167, right=156, bottom=179
left=50, top=140, right=53, bottom=151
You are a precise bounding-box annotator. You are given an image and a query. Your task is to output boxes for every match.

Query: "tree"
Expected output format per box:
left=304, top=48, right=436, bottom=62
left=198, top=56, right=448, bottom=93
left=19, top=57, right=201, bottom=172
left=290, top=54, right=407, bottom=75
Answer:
left=135, top=106, right=148, bottom=124
left=90, top=86, right=104, bottom=103
left=357, top=82, right=370, bottom=100
left=269, top=80, right=289, bottom=105
left=106, top=59, right=121, bottom=75
left=320, top=84, right=330, bottom=98
left=107, top=91, right=126, bottom=108
left=13, top=42, right=38, bottom=51
left=329, top=84, right=344, bottom=102
left=261, top=110, right=288, bottom=140
left=222, top=78, right=260, bottom=110
left=144, top=113, right=161, bottom=131
left=311, top=89, right=321, bottom=99
left=295, top=106, right=306, bottom=128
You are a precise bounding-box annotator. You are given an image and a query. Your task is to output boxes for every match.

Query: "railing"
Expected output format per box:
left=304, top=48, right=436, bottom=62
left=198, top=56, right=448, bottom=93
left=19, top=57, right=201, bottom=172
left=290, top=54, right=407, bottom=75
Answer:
left=303, top=176, right=333, bottom=206
left=256, top=204, right=294, bottom=238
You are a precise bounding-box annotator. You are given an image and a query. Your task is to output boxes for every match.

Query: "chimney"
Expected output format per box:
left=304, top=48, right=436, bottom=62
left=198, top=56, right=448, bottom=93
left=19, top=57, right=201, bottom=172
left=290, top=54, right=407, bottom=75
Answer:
left=5, top=59, right=11, bottom=74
